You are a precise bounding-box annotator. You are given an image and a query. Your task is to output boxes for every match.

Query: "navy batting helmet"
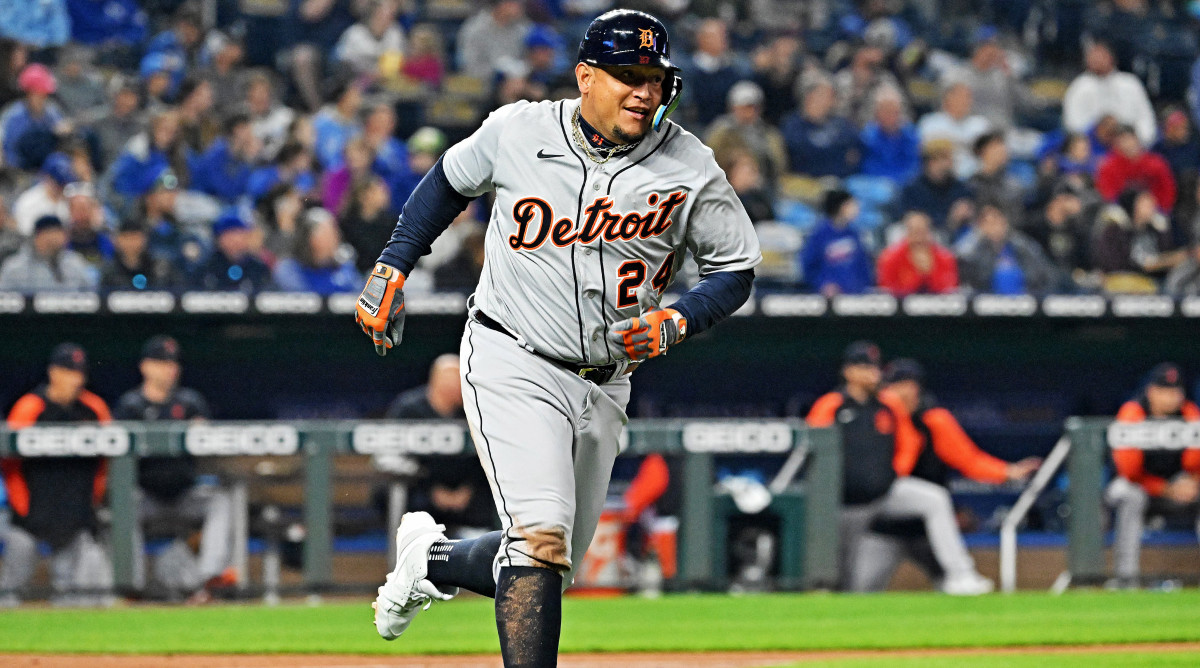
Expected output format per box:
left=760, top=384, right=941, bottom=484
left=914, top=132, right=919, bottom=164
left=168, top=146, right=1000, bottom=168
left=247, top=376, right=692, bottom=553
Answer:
left=578, top=9, right=683, bottom=131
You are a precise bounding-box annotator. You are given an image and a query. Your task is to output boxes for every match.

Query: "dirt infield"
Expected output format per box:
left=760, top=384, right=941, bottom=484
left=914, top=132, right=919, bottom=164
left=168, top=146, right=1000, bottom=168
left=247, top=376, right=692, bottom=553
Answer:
left=4, top=643, right=1199, bottom=667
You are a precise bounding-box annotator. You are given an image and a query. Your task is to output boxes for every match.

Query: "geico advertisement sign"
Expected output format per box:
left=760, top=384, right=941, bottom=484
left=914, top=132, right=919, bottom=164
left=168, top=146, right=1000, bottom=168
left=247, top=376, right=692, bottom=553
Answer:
left=1107, top=421, right=1200, bottom=450
left=185, top=424, right=299, bottom=456
left=682, top=422, right=793, bottom=453
left=352, top=423, right=465, bottom=455
left=15, top=426, right=130, bottom=456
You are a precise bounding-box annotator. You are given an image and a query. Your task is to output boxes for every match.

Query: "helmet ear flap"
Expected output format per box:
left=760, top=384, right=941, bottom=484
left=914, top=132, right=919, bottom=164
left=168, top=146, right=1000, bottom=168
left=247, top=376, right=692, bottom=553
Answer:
left=653, top=71, right=682, bottom=131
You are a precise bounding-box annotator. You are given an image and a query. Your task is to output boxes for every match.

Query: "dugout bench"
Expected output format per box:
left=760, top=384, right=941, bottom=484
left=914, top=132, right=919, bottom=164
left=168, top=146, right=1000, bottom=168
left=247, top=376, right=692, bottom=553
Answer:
left=0, top=420, right=843, bottom=594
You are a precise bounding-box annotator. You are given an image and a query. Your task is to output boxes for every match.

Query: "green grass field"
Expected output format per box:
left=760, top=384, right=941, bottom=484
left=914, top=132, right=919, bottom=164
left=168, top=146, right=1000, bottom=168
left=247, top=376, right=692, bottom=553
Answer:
left=1, top=590, right=1198, bottom=666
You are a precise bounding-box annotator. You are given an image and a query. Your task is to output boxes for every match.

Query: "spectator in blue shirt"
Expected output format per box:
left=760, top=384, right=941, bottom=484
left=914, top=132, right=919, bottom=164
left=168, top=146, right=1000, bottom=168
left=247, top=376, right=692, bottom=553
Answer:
left=685, top=18, right=749, bottom=128
left=896, top=139, right=975, bottom=239
left=0, top=64, right=66, bottom=170
left=107, top=110, right=188, bottom=206
left=781, top=74, right=862, bottom=178
left=0, top=0, right=69, bottom=49
left=956, top=200, right=1054, bottom=295
left=190, top=114, right=261, bottom=205
left=272, top=207, right=360, bottom=295
left=65, top=0, right=146, bottom=68
left=801, top=189, right=874, bottom=295
left=190, top=209, right=272, bottom=292
left=247, top=141, right=317, bottom=202
left=860, top=86, right=920, bottom=183
left=312, top=79, right=363, bottom=169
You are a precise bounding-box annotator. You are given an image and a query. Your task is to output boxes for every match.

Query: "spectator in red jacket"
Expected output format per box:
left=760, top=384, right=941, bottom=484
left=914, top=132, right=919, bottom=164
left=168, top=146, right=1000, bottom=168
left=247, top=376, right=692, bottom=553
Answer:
left=877, top=210, right=958, bottom=296
left=1096, top=125, right=1176, bottom=212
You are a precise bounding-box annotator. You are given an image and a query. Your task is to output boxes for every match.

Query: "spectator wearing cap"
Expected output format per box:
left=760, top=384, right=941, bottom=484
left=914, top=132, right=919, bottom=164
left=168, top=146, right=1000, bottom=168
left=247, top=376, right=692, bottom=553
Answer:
left=781, top=74, right=862, bottom=178
left=312, top=79, right=364, bottom=171
left=63, top=182, right=114, bottom=267
left=389, top=125, right=445, bottom=211
left=144, top=4, right=205, bottom=80
left=896, top=139, right=974, bottom=238
left=877, top=210, right=958, bottom=296
left=99, top=218, right=182, bottom=290
left=808, top=342, right=994, bottom=595
left=1064, top=38, right=1156, bottom=146
left=833, top=43, right=902, bottom=128
left=138, top=50, right=186, bottom=107
left=800, top=189, right=873, bottom=295
left=1027, top=182, right=1091, bottom=291
left=1153, top=110, right=1200, bottom=186
left=0, top=215, right=96, bottom=292
left=0, top=0, right=68, bottom=49
left=0, top=64, right=67, bottom=170
left=1105, top=363, right=1200, bottom=588
left=12, top=152, right=74, bottom=236
left=1091, top=188, right=1184, bottom=289
left=967, top=131, right=1027, bottom=226
left=955, top=25, right=1038, bottom=132
left=190, top=209, right=272, bottom=292
left=854, top=359, right=1040, bottom=592
left=189, top=113, right=261, bottom=205
left=240, top=73, right=295, bottom=162
left=917, top=80, right=990, bottom=179
left=273, top=207, right=361, bottom=295
left=334, top=0, right=406, bottom=78
left=107, top=109, right=189, bottom=204
left=956, top=200, right=1054, bottom=295
left=114, top=335, right=236, bottom=600
left=860, top=86, right=920, bottom=183
left=138, top=168, right=201, bottom=270
left=524, top=25, right=570, bottom=91
left=1, top=343, right=112, bottom=607
left=705, top=80, right=788, bottom=189
left=1096, top=125, right=1176, bottom=212
left=455, top=0, right=531, bottom=81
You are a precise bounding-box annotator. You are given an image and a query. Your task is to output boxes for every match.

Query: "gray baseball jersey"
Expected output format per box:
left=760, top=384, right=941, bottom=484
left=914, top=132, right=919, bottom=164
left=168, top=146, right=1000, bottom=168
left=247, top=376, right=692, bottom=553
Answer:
left=443, top=98, right=761, bottom=364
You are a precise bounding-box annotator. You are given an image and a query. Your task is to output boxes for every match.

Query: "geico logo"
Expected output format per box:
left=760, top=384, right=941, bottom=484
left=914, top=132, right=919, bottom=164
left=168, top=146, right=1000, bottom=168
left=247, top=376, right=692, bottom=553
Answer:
left=759, top=295, right=827, bottom=317
left=255, top=292, right=322, bottom=314
left=33, top=292, right=100, bottom=313
left=972, top=295, right=1037, bottom=316
left=185, top=425, right=299, bottom=455
left=1108, top=422, right=1200, bottom=450
left=108, top=291, right=175, bottom=313
left=15, top=426, right=130, bottom=456
left=832, top=295, right=897, bottom=316
left=352, top=424, right=465, bottom=455
left=682, top=423, right=793, bottom=453
left=0, top=292, right=23, bottom=313
left=1111, top=296, right=1174, bottom=318
left=1042, top=296, right=1107, bottom=318
left=903, top=295, right=968, bottom=316
left=181, top=292, right=250, bottom=313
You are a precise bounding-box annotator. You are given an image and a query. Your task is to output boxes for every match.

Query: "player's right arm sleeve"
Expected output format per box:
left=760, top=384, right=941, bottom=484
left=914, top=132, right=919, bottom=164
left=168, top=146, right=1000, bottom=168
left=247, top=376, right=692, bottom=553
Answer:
left=1112, top=401, right=1168, bottom=496
left=669, top=268, right=753, bottom=336
left=806, top=393, right=844, bottom=428
left=923, top=407, right=1008, bottom=484
left=376, top=157, right=476, bottom=275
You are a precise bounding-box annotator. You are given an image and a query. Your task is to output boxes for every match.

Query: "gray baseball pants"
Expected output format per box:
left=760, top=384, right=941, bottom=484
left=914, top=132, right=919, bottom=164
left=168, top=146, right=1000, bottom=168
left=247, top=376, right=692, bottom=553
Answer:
left=839, top=477, right=978, bottom=591
left=0, top=528, right=112, bottom=605
left=1105, top=476, right=1200, bottom=580
left=131, top=483, right=234, bottom=592
left=460, top=318, right=630, bottom=588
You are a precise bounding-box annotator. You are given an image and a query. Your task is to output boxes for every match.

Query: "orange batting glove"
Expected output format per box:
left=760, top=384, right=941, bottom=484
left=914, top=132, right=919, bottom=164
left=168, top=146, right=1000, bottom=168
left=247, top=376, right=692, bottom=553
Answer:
left=355, top=263, right=406, bottom=356
left=607, top=286, right=687, bottom=361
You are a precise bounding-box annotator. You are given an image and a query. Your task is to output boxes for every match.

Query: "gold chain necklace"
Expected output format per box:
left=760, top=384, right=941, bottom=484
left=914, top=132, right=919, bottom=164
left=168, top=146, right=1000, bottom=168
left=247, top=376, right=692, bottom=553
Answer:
left=572, top=107, right=639, bottom=165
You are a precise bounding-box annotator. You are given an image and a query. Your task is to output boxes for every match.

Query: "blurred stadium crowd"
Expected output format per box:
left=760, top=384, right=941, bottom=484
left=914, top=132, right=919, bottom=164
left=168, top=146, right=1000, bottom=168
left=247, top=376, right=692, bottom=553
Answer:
left=4, top=0, right=1200, bottom=297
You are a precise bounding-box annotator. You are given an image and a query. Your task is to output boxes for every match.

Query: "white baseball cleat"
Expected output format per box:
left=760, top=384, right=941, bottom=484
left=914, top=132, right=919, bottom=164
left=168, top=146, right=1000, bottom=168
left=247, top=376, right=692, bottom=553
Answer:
left=372, top=512, right=457, bottom=640
left=940, top=572, right=995, bottom=596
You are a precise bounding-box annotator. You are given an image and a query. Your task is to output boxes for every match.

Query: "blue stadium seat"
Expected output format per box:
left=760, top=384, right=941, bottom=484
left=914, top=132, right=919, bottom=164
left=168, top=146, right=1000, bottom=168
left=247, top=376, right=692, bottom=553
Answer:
left=844, top=174, right=897, bottom=209
left=776, top=199, right=818, bottom=232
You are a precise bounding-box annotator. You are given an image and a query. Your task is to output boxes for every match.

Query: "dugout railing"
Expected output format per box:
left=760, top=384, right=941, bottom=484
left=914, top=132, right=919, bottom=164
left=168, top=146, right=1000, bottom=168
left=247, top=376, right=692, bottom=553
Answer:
left=1000, top=416, right=1200, bottom=593
left=0, top=419, right=842, bottom=594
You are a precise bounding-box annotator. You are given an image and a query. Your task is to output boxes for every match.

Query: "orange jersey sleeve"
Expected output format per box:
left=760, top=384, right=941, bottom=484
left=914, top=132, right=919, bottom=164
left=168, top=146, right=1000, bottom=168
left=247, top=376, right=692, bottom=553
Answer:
left=922, top=407, right=1009, bottom=484
left=878, top=389, right=921, bottom=477
left=622, top=454, right=670, bottom=523
left=807, top=392, right=844, bottom=428
left=1111, top=401, right=1168, bottom=496
left=1182, top=402, right=1200, bottom=477
left=78, top=390, right=112, bottom=424
left=0, top=459, right=29, bottom=516
left=6, top=394, right=46, bottom=429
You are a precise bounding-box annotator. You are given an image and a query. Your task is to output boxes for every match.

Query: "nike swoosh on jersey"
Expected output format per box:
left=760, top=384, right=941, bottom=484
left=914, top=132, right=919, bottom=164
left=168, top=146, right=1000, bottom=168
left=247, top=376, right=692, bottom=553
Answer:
left=537, top=149, right=564, bottom=159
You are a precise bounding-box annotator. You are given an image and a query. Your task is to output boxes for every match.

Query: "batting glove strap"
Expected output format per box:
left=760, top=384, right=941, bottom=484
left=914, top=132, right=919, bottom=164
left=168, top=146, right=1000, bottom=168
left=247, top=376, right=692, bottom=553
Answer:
left=607, top=308, right=687, bottom=361
left=355, top=263, right=406, bottom=356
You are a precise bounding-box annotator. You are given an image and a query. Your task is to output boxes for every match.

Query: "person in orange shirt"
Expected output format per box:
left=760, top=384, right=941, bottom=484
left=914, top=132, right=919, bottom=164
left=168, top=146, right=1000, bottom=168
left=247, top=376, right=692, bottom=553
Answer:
left=853, top=358, right=1041, bottom=592
left=1105, top=363, right=1200, bottom=587
left=0, top=343, right=113, bottom=607
left=807, top=342, right=993, bottom=595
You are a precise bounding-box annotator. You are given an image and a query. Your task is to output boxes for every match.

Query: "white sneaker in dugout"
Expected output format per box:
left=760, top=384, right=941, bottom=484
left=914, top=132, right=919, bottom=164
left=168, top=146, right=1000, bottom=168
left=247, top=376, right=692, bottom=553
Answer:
left=941, top=572, right=995, bottom=596
left=372, top=512, right=457, bottom=640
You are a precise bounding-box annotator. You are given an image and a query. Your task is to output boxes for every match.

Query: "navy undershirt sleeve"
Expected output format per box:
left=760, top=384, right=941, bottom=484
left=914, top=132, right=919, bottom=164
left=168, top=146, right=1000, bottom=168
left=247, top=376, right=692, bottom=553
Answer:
left=668, top=268, right=755, bottom=337
left=376, top=157, right=476, bottom=275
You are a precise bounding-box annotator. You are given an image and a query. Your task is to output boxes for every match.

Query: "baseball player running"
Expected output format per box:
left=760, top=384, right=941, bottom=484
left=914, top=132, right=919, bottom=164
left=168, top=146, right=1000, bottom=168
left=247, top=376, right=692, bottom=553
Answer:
left=355, top=10, right=760, bottom=666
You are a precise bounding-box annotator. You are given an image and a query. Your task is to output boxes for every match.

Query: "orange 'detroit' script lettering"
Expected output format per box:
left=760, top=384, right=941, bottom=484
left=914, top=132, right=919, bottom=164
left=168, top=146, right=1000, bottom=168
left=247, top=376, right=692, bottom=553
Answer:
left=508, top=191, right=687, bottom=251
